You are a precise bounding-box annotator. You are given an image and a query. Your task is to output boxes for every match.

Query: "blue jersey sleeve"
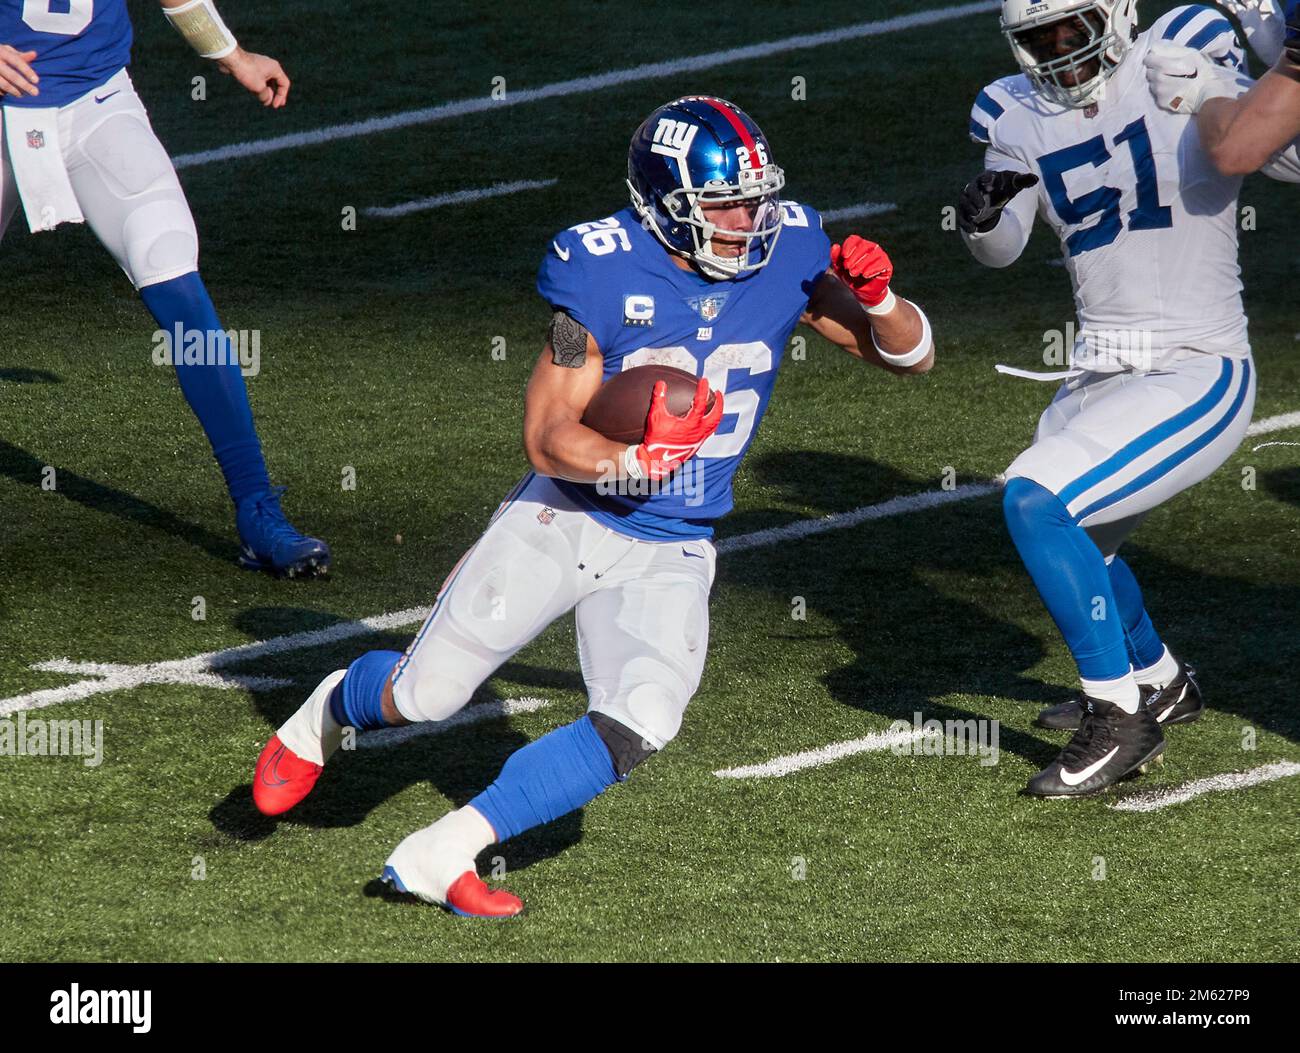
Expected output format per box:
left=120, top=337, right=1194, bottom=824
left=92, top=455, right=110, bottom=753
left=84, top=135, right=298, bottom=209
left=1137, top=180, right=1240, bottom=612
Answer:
left=535, top=230, right=623, bottom=354
left=784, top=202, right=832, bottom=306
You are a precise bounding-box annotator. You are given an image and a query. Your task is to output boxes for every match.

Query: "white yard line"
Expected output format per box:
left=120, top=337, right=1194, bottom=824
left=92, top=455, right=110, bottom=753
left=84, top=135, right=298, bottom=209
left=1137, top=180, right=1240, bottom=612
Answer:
left=1109, top=761, right=1300, bottom=813
left=715, top=482, right=998, bottom=555
left=714, top=727, right=927, bottom=779
left=364, top=178, right=558, bottom=218
left=171, top=3, right=998, bottom=170
left=1246, top=410, right=1300, bottom=437
left=358, top=697, right=552, bottom=749
left=820, top=202, right=899, bottom=224
left=3, top=409, right=1296, bottom=721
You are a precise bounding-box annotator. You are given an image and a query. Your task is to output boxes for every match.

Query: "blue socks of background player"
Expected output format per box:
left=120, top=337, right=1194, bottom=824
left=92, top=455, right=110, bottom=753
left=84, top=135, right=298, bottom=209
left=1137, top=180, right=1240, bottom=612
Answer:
left=469, top=716, right=617, bottom=842
left=139, top=271, right=270, bottom=505
left=329, top=650, right=402, bottom=730
left=1003, top=477, right=1140, bottom=709
left=1107, top=555, right=1167, bottom=671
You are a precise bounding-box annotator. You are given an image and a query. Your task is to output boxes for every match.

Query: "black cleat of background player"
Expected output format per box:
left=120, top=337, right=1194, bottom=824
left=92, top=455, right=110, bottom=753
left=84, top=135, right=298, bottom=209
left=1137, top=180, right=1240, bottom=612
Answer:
left=1035, top=662, right=1204, bottom=731
left=1025, top=696, right=1165, bottom=798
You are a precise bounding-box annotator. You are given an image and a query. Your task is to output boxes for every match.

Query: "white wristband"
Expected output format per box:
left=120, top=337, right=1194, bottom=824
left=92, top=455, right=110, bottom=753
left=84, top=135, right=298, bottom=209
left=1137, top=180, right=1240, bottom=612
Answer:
left=164, top=0, right=238, bottom=60
left=872, top=298, right=933, bottom=368
left=623, top=444, right=644, bottom=480
left=864, top=287, right=897, bottom=316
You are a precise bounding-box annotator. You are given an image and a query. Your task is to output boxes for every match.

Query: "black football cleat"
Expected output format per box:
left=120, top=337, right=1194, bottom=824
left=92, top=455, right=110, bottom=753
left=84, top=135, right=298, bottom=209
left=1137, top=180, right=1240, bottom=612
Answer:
left=1025, top=695, right=1165, bottom=798
left=1035, top=662, right=1204, bottom=730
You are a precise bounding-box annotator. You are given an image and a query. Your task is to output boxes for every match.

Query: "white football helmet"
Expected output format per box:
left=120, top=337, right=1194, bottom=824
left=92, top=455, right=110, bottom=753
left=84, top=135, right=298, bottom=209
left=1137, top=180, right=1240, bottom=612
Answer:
left=1001, top=0, right=1140, bottom=108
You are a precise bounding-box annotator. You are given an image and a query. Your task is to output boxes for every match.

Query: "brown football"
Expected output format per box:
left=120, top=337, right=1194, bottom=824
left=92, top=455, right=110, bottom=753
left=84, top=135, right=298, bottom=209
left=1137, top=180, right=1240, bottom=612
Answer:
left=580, top=364, right=714, bottom=444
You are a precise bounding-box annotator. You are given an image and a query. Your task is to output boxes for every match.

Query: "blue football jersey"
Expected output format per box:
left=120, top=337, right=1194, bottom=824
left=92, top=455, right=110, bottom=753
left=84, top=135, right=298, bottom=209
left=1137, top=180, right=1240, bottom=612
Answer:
left=536, top=203, right=831, bottom=541
left=1, top=0, right=132, bottom=108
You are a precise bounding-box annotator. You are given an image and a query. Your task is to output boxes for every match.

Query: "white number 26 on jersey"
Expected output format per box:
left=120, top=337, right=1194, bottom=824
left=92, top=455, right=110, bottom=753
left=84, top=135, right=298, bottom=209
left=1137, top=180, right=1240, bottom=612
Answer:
left=621, top=342, right=773, bottom=459
left=23, top=0, right=93, bottom=35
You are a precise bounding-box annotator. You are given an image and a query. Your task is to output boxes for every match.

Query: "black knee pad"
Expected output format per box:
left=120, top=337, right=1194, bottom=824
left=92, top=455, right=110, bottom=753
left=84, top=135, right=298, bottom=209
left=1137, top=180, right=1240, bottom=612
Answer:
left=589, top=712, right=657, bottom=780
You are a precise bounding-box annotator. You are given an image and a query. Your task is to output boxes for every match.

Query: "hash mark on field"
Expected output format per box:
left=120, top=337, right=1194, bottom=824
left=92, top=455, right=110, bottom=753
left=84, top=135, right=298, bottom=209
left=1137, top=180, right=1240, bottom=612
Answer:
left=171, top=2, right=998, bottom=169
left=358, top=697, right=551, bottom=748
left=1109, top=761, right=1300, bottom=813
left=714, top=727, right=927, bottom=779
left=364, top=178, right=558, bottom=218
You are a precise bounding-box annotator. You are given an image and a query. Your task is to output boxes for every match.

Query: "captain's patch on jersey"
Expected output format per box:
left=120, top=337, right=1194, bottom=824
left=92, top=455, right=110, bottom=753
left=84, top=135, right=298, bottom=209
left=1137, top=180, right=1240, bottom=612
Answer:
left=623, top=294, right=655, bottom=327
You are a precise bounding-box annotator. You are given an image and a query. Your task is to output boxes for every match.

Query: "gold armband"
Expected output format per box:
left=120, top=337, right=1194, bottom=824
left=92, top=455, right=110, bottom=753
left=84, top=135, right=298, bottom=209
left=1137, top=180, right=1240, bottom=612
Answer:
left=164, top=0, right=238, bottom=60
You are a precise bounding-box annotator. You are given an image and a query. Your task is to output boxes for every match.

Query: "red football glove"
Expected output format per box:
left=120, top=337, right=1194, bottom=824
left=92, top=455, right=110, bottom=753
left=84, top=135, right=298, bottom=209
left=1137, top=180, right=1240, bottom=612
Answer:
left=628, top=377, right=725, bottom=481
left=830, top=235, right=894, bottom=309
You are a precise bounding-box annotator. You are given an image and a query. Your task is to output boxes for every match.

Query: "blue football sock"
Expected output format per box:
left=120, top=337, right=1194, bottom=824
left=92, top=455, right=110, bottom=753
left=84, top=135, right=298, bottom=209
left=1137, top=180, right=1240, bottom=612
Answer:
left=1003, top=477, right=1131, bottom=682
left=139, top=272, right=270, bottom=505
left=329, top=650, right=402, bottom=731
left=1107, top=555, right=1166, bottom=670
left=469, top=716, right=617, bottom=842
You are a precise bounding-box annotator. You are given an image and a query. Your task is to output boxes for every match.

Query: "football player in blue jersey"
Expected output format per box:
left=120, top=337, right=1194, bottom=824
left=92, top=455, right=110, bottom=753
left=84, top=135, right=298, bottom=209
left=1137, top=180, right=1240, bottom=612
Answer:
left=252, top=95, right=936, bottom=917
left=0, top=1, right=328, bottom=577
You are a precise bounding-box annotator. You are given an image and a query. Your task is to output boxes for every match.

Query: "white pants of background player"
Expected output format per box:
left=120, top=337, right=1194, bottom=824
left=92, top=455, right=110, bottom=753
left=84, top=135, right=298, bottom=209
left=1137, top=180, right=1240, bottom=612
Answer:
left=1005, top=352, right=1256, bottom=553
left=391, top=473, right=716, bottom=752
left=0, top=68, right=199, bottom=287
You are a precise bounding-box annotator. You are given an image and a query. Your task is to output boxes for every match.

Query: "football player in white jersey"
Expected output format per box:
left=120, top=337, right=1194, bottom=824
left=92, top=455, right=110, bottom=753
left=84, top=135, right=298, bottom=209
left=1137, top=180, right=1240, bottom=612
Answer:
left=958, top=1, right=1291, bottom=797
left=1143, top=0, right=1300, bottom=176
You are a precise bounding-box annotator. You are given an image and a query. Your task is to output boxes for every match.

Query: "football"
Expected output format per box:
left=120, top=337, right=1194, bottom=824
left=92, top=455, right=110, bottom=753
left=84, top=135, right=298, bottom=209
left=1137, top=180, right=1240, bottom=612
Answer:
left=580, top=364, right=715, bottom=444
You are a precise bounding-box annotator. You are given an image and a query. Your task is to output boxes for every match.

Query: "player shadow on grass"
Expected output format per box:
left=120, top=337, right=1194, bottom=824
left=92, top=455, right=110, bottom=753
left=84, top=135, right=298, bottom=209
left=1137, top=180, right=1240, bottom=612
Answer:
left=726, top=450, right=1300, bottom=764
left=0, top=438, right=239, bottom=564
left=722, top=449, right=1068, bottom=769
left=0, top=367, right=62, bottom=384
left=211, top=611, right=588, bottom=877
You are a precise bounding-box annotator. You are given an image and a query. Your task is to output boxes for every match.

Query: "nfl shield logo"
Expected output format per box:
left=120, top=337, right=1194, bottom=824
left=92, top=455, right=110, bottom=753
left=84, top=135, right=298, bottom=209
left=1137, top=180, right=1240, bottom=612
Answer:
left=688, top=292, right=729, bottom=322
left=537, top=506, right=556, bottom=526
left=26, top=129, right=44, bottom=149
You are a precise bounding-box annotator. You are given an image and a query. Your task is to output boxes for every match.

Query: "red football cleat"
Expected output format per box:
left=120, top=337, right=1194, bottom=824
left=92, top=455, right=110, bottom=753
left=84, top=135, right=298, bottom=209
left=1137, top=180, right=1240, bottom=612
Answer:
left=446, top=871, right=524, bottom=919
left=253, top=735, right=324, bottom=816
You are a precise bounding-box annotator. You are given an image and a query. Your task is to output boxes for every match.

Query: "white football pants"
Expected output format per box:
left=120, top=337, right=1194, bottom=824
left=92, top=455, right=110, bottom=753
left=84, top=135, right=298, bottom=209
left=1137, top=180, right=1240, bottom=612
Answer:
left=391, top=473, right=717, bottom=751
left=0, top=68, right=199, bottom=288
left=1005, top=353, right=1256, bottom=556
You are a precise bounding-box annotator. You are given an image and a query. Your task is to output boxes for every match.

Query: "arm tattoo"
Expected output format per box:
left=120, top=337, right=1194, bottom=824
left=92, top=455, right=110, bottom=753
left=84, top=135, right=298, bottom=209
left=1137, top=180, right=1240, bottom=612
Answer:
left=548, top=309, right=589, bottom=368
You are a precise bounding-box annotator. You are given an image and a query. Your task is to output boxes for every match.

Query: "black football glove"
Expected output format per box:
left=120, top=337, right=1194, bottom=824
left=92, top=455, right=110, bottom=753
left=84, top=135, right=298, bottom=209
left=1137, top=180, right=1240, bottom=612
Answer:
left=957, top=169, right=1040, bottom=235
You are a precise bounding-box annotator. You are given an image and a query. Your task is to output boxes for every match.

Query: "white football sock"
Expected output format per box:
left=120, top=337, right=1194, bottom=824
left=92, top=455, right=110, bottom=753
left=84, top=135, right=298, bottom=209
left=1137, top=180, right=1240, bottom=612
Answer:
left=1132, top=646, right=1180, bottom=689
left=1081, top=673, right=1142, bottom=714
left=276, top=668, right=346, bottom=766
left=385, top=806, right=497, bottom=904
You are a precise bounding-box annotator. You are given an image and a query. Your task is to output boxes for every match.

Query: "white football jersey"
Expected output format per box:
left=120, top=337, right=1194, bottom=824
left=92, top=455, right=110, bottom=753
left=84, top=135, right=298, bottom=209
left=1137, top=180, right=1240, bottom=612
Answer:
left=966, top=4, right=1255, bottom=371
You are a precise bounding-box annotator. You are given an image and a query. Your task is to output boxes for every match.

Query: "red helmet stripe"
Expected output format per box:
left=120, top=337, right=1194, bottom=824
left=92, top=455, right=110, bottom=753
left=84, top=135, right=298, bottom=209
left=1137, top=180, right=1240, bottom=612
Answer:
left=701, top=97, right=758, bottom=155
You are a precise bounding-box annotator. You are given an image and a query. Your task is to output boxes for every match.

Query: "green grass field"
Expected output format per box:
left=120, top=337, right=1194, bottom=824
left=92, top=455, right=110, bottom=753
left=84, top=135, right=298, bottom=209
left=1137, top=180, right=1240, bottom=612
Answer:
left=1, top=0, right=1297, bottom=962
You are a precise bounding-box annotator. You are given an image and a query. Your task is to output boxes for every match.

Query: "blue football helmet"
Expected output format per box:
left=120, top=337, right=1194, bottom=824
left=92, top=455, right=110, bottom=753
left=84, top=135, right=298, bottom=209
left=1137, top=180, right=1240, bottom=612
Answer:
left=627, top=96, right=786, bottom=281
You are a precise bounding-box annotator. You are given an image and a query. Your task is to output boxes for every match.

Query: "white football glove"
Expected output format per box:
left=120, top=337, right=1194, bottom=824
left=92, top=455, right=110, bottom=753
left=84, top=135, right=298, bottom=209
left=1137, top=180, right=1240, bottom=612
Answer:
left=1217, top=0, right=1286, bottom=66
left=1144, top=43, right=1243, bottom=114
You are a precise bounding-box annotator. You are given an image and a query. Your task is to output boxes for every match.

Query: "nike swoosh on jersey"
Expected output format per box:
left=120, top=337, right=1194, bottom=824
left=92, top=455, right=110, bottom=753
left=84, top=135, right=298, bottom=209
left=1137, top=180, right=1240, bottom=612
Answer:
left=95, top=90, right=121, bottom=104
left=1059, top=745, right=1120, bottom=786
left=553, top=242, right=571, bottom=261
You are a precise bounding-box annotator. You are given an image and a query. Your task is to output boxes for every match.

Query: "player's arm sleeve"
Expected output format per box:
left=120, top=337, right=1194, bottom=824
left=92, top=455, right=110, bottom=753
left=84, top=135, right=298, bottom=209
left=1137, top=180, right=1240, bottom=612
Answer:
left=796, top=205, right=834, bottom=305
left=1258, top=133, right=1300, bottom=181
left=1153, top=4, right=1248, bottom=69
left=963, top=88, right=1036, bottom=268
left=535, top=234, right=615, bottom=358
left=962, top=152, right=1038, bottom=269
